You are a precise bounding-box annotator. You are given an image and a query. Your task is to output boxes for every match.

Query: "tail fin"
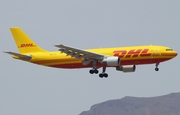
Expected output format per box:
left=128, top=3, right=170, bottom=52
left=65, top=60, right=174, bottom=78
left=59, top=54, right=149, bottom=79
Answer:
left=10, top=27, right=47, bottom=53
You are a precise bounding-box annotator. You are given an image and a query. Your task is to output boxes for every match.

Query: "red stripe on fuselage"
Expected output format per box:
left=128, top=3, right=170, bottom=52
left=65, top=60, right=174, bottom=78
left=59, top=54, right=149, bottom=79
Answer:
left=48, top=58, right=172, bottom=69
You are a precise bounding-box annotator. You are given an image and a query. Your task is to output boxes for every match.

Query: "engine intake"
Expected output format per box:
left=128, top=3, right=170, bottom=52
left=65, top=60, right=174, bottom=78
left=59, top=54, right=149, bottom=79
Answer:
left=101, top=56, right=120, bottom=66
left=116, top=65, right=136, bottom=72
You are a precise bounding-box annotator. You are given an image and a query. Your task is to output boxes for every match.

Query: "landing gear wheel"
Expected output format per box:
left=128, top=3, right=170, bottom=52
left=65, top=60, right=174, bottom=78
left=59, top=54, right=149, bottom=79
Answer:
left=89, top=70, right=94, bottom=74
left=99, top=73, right=104, bottom=78
left=155, top=63, right=159, bottom=71
left=155, top=68, right=159, bottom=71
left=89, top=69, right=99, bottom=74
left=104, top=73, right=108, bottom=78
left=94, top=69, right=99, bottom=74
left=99, top=73, right=108, bottom=78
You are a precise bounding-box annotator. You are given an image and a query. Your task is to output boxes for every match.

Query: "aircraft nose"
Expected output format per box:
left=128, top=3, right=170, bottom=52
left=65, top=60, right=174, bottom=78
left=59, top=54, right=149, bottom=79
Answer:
left=174, top=51, right=178, bottom=57
left=162, top=50, right=178, bottom=59
left=171, top=51, right=178, bottom=58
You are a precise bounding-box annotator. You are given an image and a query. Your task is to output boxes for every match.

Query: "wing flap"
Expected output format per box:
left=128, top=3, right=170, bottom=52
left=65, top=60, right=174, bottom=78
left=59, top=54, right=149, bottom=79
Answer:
left=55, top=44, right=104, bottom=60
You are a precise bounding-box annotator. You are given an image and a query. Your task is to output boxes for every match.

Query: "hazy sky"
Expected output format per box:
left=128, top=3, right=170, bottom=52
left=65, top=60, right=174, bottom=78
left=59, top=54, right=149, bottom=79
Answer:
left=1, top=0, right=180, bottom=115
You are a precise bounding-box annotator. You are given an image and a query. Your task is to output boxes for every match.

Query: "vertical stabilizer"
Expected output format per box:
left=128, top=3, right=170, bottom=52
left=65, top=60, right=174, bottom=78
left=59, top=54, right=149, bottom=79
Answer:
left=10, top=27, right=47, bottom=53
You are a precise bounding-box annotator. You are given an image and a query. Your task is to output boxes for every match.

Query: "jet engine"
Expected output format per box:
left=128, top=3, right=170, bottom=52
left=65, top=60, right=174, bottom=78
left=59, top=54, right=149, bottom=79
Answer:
left=101, top=56, right=120, bottom=66
left=116, top=65, right=136, bottom=72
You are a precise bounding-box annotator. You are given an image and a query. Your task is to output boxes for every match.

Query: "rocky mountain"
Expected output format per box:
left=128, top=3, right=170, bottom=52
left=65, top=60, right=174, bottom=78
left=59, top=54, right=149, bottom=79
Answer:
left=80, top=92, right=180, bottom=115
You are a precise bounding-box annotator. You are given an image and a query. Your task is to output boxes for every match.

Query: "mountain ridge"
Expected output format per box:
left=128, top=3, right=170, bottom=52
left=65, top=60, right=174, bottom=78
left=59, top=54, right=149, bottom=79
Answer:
left=80, top=92, right=180, bottom=115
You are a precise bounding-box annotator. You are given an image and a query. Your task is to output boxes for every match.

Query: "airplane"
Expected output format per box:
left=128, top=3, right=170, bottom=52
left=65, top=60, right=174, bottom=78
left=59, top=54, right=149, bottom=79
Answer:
left=4, top=27, right=178, bottom=78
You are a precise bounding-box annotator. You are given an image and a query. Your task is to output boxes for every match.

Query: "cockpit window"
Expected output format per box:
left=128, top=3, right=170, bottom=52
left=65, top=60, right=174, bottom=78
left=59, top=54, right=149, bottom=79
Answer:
left=166, top=49, right=173, bottom=51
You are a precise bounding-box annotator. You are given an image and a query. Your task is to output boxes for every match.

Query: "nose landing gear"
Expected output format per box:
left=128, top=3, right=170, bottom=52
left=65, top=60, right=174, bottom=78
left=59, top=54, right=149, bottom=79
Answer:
left=155, top=67, right=159, bottom=71
left=155, top=63, right=159, bottom=71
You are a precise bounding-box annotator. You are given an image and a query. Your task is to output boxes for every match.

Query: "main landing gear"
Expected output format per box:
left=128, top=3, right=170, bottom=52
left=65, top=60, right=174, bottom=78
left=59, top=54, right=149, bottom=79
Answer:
left=89, top=61, right=108, bottom=78
left=89, top=61, right=99, bottom=74
left=99, top=67, right=108, bottom=78
left=155, top=63, right=159, bottom=71
left=89, top=68, right=108, bottom=78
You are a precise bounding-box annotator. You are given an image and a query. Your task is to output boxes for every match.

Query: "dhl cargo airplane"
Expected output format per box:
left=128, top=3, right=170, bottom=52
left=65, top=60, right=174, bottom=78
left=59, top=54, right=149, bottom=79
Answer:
left=4, top=27, right=178, bottom=78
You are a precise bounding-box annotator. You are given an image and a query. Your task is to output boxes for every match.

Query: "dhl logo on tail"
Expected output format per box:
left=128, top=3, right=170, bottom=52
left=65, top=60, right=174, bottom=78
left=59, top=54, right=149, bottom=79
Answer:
left=113, top=49, right=152, bottom=58
left=18, top=43, right=36, bottom=48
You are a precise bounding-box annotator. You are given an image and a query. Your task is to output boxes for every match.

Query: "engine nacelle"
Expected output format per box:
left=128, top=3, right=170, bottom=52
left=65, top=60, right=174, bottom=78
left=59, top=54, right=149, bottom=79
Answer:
left=101, top=56, right=120, bottom=66
left=116, top=65, right=136, bottom=72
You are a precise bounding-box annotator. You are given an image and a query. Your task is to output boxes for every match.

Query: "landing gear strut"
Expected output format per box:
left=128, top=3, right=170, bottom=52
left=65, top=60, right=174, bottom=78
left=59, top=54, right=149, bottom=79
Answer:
left=155, top=63, right=159, bottom=71
left=89, top=61, right=99, bottom=74
left=99, top=67, right=108, bottom=78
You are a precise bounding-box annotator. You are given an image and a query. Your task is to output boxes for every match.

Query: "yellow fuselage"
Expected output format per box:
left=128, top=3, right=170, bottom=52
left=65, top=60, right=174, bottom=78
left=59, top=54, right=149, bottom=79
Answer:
left=14, top=45, right=177, bottom=69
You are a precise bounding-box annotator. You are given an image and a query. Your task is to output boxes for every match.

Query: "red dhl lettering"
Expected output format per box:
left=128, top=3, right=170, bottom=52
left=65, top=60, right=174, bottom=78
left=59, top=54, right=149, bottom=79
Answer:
left=140, top=49, right=151, bottom=56
left=113, top=49, right=152, bottom=58
left=18, top=43, right=35, bottom=48
left=125, top=49, right=142, bottom=58
left=113, top=50, right=126, bottom=58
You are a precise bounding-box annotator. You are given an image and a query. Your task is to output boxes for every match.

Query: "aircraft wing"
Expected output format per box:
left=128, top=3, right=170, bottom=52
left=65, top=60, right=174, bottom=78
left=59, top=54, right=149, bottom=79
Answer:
left=55, top=44, right=105, bottom=65
left=4, top=51, right=32, bottom=60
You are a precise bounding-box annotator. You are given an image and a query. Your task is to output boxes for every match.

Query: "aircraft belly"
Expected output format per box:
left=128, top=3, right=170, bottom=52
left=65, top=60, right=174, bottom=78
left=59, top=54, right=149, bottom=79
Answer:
left=30, top=52, right=172, bottom=69
left=47, top=57, right=171, bottom=69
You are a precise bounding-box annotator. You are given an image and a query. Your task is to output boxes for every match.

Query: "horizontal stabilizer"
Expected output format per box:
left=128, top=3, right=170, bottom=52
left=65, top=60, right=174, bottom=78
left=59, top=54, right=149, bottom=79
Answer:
left=4, top=51, right=32, bottom=60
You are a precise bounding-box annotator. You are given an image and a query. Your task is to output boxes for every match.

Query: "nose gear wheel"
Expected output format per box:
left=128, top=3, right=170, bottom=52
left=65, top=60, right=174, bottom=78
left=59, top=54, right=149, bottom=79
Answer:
left=155, top=63, right=159, bottom=71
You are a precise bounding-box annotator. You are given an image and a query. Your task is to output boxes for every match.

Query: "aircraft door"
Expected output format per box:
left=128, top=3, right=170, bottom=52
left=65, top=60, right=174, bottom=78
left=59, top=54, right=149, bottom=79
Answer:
left=153, top=47, right=160, bottom=57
